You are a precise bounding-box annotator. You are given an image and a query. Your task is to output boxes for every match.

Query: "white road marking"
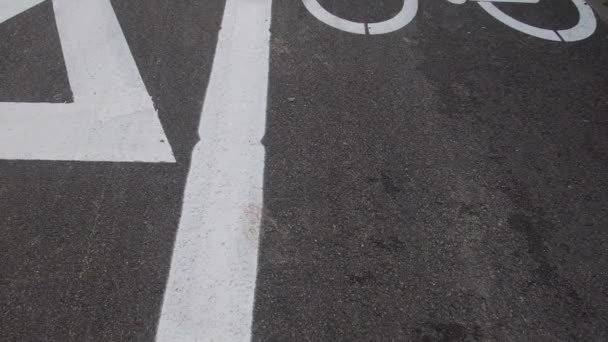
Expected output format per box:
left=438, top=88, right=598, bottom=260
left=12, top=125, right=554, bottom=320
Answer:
left=0, top=0, right=174, bottom=162
left=0, top=0, right=45, bottom=23
left=302, top=0, right=418, bottom=35
left=478, top=0, right=597, bottom=42
left=303, top=0, right=596, bottom=42
left=155, top=0, right=271, bottom=340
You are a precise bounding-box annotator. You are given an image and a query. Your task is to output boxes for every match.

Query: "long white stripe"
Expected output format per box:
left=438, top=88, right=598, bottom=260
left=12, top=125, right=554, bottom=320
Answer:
left=156, top=0, right=271, bottom=340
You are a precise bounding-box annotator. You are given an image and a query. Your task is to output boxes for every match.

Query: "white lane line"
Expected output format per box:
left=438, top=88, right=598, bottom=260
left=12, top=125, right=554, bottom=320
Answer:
left=0, top=0, right=174, bottom=162
left=156, top=0, right=271, bottom=340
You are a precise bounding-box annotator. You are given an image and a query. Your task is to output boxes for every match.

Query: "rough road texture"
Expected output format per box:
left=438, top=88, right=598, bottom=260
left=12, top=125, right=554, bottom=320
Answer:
left=1, top=1, right=607, bottom=341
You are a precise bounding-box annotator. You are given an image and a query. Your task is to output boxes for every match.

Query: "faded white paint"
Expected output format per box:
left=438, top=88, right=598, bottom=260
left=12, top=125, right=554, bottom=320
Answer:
left=478, top=0, right=597, bottom=42
left=155, top=0, right=271, bottom=340
left=0, top=0, right=174, bottom=162
left=302, top=0, right=418, bottom=35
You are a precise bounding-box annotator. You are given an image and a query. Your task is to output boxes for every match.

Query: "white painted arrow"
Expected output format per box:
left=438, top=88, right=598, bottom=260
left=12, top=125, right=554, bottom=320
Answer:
left=0, top=0, right=175, bottom=162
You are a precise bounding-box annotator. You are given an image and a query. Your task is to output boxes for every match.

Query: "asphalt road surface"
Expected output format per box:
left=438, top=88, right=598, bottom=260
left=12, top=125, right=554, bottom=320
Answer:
left=1, top=0, right=608, bottom=341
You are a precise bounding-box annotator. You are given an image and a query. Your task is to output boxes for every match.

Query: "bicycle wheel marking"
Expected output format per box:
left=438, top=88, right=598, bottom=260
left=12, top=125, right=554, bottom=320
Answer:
left=302, top=0, right=597, bottom=42
left=302, top=0, right=418, bottom=35
left=478, top=0, right=597, bottom=42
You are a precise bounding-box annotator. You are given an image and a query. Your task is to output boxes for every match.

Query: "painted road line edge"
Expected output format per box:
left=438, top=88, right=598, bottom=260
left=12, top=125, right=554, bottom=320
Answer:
left=155, top=0, right=271, bottom=340
left=0, top=0, right=174, bottom=162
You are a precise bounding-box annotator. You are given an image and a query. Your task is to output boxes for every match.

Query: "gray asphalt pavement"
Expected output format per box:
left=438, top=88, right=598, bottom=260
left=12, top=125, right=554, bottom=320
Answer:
left=255, top=1, right=608, bottom=341
left=1, top=1, right=608, bottom=341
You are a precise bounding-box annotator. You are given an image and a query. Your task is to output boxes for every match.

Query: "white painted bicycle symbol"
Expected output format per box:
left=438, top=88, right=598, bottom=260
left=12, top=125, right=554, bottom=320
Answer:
left=303, top=0, right=597, bottom=42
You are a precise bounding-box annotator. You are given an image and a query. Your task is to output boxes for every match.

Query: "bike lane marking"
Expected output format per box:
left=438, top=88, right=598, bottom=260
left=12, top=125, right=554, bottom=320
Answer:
left=302, top=0, right=597, bottom=42
left=156, top=0, right=271, bottom=340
